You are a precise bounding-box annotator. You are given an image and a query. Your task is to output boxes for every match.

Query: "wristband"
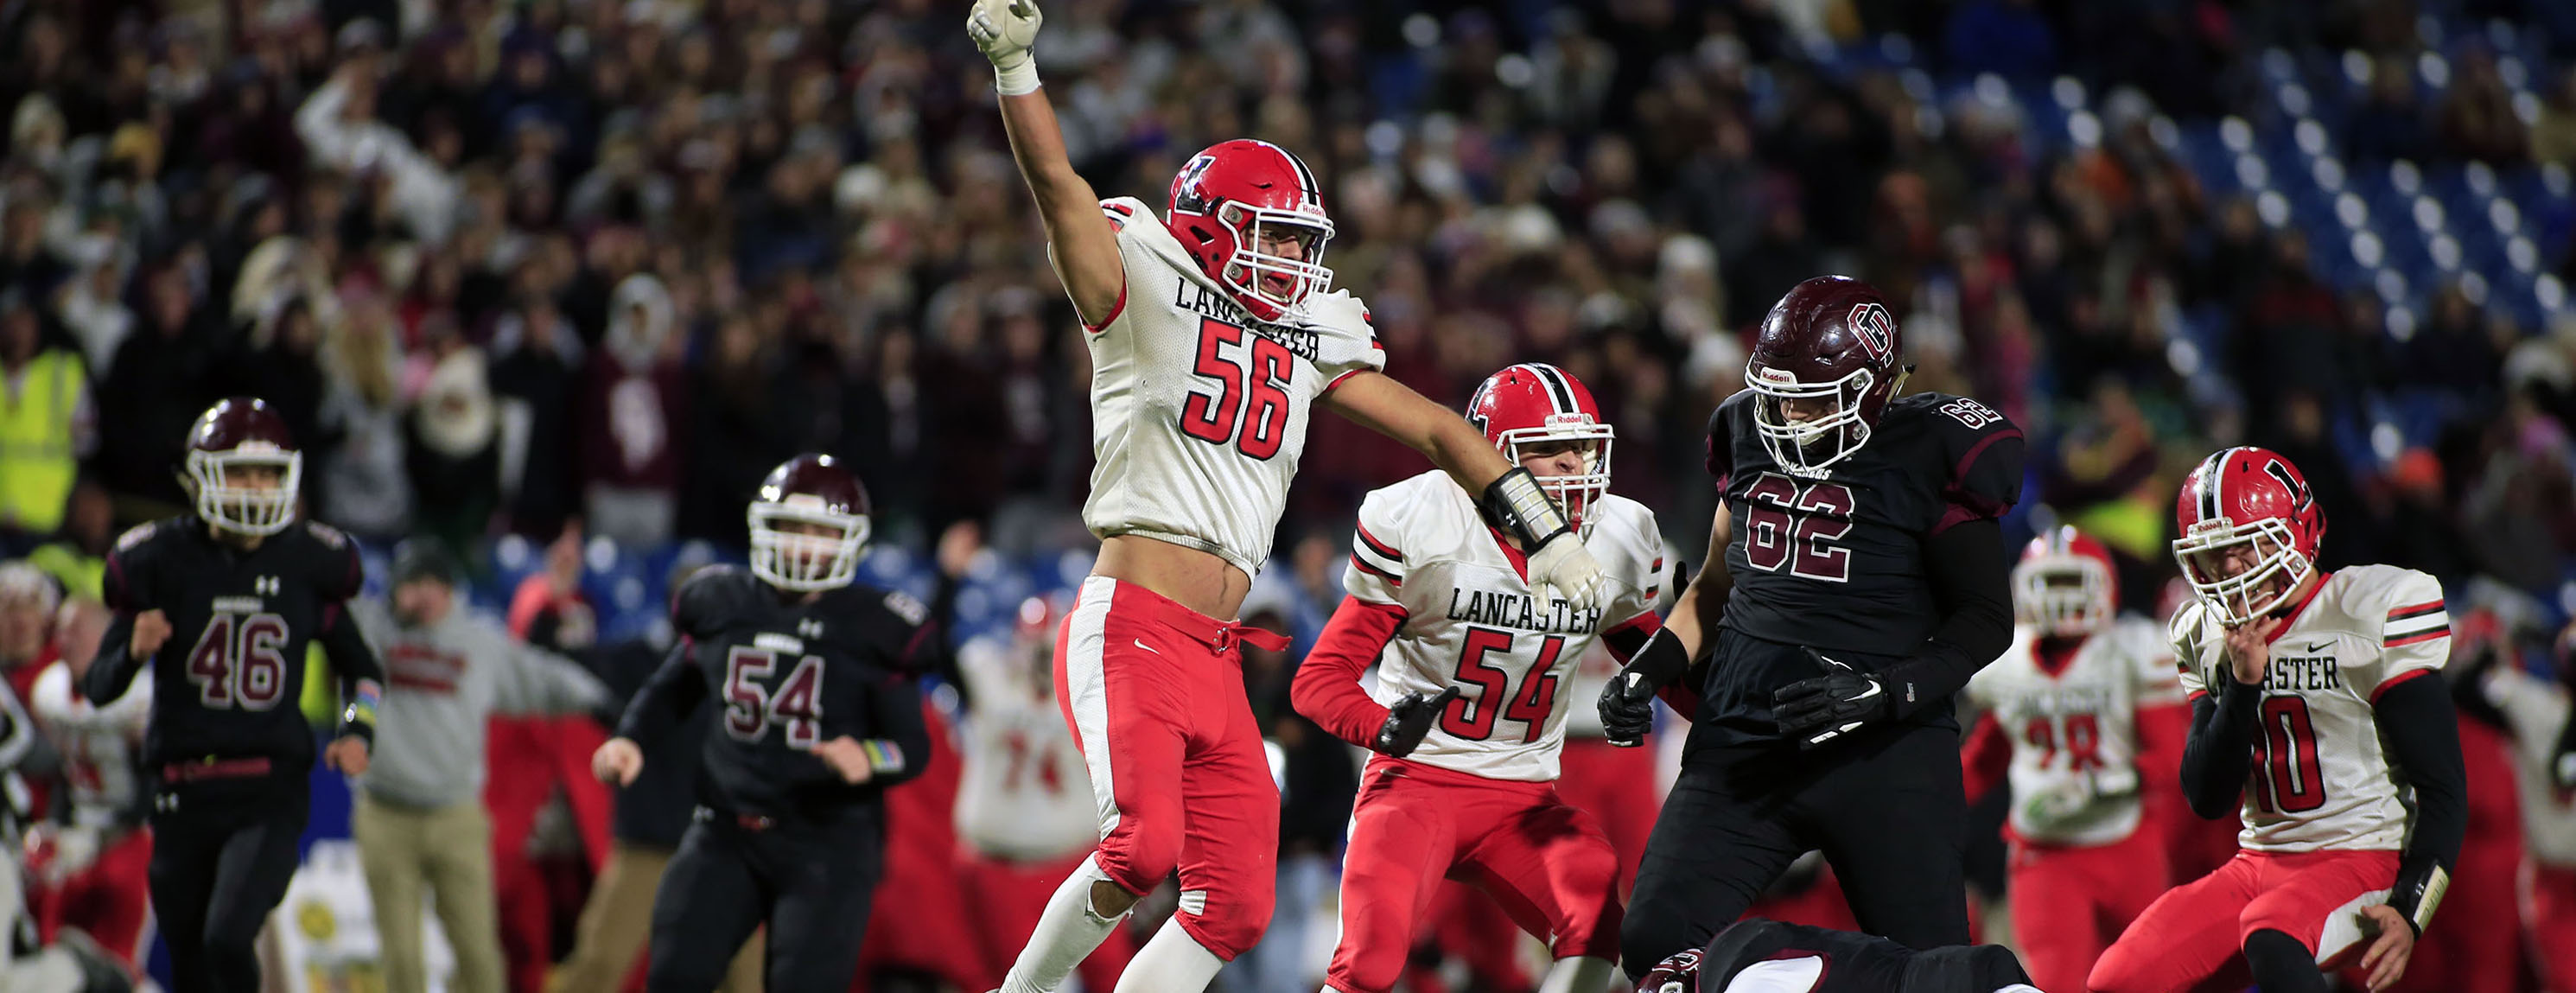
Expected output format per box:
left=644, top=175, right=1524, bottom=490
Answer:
left=1479, top=467, right=1571, bottom=547
left=1624, top=628, right=1690, bottom=690
left=994, top=58, right=1040, bottom=97
left=858, top=739, right=907, bottom=775
left=2388, top=857, right=2450, bottom=937
left=339, top=678, right=383, bottom=745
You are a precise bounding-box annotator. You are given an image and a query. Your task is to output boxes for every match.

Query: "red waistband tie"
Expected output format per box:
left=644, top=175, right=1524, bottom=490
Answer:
left=1212, top=623, right=1289, bottom=655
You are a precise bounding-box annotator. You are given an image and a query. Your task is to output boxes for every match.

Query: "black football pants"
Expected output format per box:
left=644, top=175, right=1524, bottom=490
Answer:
left=1622, top=720, right=1971, bottom=978
left=148, top=775, right=310, bottom=993
left=646, top=810, right=882, bottom=992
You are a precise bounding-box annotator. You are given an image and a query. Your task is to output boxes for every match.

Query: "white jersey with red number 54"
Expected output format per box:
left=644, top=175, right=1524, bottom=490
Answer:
left=1345, top=470, right=1663, bottom=781
left=1078, top=196, right=1386, bottom=578
left=2172, top=564, right=2450, bottom=852
left=1965, top=617, right=2181, bottom=847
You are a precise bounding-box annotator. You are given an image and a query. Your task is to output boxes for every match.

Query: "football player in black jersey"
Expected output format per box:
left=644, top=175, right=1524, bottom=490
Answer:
left=592, top=454, right=934, bottom=992
left=1635, top=919, right=2041, bottom=993
left=1600, top=277, right=2026, bottom=973
left=83, top=397, right=386, bottom=993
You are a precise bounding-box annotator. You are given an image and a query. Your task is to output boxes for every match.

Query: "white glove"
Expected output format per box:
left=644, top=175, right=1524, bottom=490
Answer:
left=966, top=0, right=1044, bottom=95
left=1528, top=531, right=1606, bottom=615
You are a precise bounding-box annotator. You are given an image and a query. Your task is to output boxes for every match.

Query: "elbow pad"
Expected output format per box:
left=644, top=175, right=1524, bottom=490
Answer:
left=2388, top=856, right=2450, bottom=937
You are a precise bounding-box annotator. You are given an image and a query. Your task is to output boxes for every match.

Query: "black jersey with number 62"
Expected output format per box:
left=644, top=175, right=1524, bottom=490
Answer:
left=616, top=565, right=935, bottom=824
left=89, top=518, right=381, bottom=771
left=1706, top=390, right=2026, bottom=658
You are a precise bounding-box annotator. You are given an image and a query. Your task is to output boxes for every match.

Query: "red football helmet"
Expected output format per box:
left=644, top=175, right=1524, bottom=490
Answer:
left=747, top=453, right=872, bottom=592
left=1166, top=138, right=1334, bottom=323
left=2172, top=447, right=2327, bottom=625
left=1467, top=363, right=1614, bottom=538
left=2013, top=525, right=2118, bottom=637
left=184, top=397, right=302, bottom=536
left=1745, top=276, right=1909, bottom=477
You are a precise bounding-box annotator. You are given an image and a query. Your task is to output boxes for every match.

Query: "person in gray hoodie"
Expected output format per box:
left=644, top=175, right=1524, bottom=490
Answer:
left=349, top=542, right=607, bottom=993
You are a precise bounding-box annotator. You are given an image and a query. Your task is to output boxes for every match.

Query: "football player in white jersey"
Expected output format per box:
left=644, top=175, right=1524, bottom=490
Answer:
left=955, top=596, right=1135, bottom=990
left=22, top=592, right=155, bottom=972
left=968, top=4, right=1609, bottom=991
left=1957, top=527, right=2185, bottom=993
left=2090, top=448, right=2467, bottom=993
left=1290, top=364, right=1663, bottom=993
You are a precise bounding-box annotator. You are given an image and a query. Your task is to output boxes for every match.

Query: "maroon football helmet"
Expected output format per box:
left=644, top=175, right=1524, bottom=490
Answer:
left=2172, top=446, right=2328, bottom=624
left=1745, top=276, right=1909, bottom=477
left=1467, top=363, right=1614, bottom=538
left=1166, top=138, right=1334, bottom=322
left=185, top=397, right=302, bottom=535
left=2014, top=525, right=2119, bottom=636
left=747, top=454, right=873, bottom=592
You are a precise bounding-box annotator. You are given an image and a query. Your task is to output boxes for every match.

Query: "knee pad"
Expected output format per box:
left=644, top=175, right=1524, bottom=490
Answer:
left=1093, top=806, right=1183, bottom=894
left=1174, top=880, right=1273, bottom=961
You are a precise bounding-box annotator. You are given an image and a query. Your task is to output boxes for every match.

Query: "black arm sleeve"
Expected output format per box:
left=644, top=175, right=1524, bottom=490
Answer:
left=2374, top=674, right=2467, bottom=932
left=319, top=602, right=387, bottom=693
left=2181, top=675, right=2265, bottom=820
left=1877, top=519, right=2013, bottom=717
left=860, top=674, right=932, bottom=790
left=614, top=639, right=707, bottom=747
left=84, top=612, right=142, bottom=705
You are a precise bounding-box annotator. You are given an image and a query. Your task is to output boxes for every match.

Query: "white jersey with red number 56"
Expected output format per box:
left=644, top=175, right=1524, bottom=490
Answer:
left=2172, top=564, right=2450, bottom=852
left=1966, top=617, right=2181, bottom=847
left=1078, top=196, right=1386, bottom=578
left=1345, top=470, right=1663, bottom=781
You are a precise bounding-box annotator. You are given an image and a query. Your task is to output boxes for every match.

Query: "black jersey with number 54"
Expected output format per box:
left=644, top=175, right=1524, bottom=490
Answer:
left=616, top=566, right=935, bottom=825
left=87, top=518, right=383, bottom=771
left=1706, top=390, right=2026, bottom=659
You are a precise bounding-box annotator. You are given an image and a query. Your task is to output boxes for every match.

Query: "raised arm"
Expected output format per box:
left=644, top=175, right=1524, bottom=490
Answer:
left=1321, top=369, right=1605, bottom=609
left=970, top=0, right=1123, bottom=327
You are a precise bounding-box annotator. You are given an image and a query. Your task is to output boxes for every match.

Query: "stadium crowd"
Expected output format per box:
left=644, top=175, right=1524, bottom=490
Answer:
left=1, top=0, right=2574, bottom=990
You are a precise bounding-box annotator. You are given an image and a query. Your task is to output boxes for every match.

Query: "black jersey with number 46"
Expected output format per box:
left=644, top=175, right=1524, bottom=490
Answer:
left=1706, top=389, right=2025, bottom=659
left=617, top=565, right=934, bottom=825
left=88, top=518, right=382, bottom=771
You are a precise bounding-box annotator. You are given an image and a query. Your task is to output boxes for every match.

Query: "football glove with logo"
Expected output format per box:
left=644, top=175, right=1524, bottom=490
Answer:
left=1374, top=686, right=1461, bottom=758
left=966, top=0, right=1043, bottom=95
left=1598, top=627, right=1689, bottom=747
left=1772, top=648, right=1915, bottom=749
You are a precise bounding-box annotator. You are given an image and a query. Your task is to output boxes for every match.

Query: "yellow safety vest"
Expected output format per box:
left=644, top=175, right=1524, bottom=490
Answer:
left=0, top=349, right=84, bottom=534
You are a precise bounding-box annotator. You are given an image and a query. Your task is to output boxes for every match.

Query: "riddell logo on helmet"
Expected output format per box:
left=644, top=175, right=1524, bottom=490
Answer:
left=1755, top=366, right=1798, bottom=385
left=1848, top=302, right=1894, bottom=362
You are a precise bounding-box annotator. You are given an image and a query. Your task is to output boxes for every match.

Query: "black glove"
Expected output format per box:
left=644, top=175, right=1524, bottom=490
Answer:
left=1376, top=687, right=1461, bottom=758
left=1771, top=648, right=1895, bottom=749
left=1599, top=628, right=1688, bottom=747
left=1637, top=947, right=1702, bottom=993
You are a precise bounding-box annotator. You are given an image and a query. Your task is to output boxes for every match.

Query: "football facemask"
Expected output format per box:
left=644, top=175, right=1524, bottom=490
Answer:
left=2173, top=523, right=2312, bottom=625
left=747, top=498, right=870, bottom=592
left=1746, top=362, right=1880, bottom=477
left=187, top=445, right=302, bottom=536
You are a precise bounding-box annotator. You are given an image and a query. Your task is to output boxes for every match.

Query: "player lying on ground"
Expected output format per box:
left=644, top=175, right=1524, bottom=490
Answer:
left=85, top=397, right=384, bottom=993
left=969, top=1, right=1608, bottom=990
left=1634, top=918, right=2040, bottom=993
left=1597, top=277, right=2025, bottom=973
left=1956, top=527, right=2186, bottom=993
left=2088, top=447, right=2465, bottom=993
left=593, top=454, right=935, bottom=992
left=1292, top=364, right=1669, bottom=993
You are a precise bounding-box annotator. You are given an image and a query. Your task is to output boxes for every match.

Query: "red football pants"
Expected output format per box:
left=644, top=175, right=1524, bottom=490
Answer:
left=1555, top=737, right=1657, bottom=898
left=2089, top=848, right=2399, bottom=993
left=1054, top=576, right=1282, bottom=959
left=28, top=827, right=153, bottom=968
left=1326, top=756, right=1623, bottom=993
left=2006, top=827, right=2166, bottom=993
left=2532, top=863, right=2576, bottom=993
left=965, top=851, right=1138, bottom=991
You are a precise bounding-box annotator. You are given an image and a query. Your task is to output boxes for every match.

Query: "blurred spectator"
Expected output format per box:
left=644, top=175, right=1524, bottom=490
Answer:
left=94, top=266, right=215, bottom=517
left=2346, top=58, right=2437, bottom=164
left=577, top=274, right=685, bottom=547
left=315, top=296, right=412, bottom=538
left=487, top=298, right=584, bottom=538
left=404, top=341, right=501, bottom=557
left=25, top=481, right=109, bottom=601
left=0, top=293, right=91, bottom=547
left=2439, top=47, right=2531, bottom=165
